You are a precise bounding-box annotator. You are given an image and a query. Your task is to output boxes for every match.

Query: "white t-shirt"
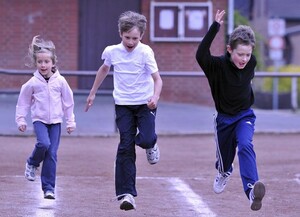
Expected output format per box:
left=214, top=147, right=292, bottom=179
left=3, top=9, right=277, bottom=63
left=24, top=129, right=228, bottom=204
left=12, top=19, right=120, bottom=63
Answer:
left=102, top=42, right=158, bottom=105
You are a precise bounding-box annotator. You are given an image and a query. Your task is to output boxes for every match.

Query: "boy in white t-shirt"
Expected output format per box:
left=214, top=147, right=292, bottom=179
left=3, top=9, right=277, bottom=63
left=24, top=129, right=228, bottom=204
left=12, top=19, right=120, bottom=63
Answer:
left=85, top=11, right=163, bottom=211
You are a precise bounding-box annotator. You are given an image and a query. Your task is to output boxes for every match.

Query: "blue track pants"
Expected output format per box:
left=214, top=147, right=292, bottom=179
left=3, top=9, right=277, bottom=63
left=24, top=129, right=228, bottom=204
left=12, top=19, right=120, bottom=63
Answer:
left=213, top=109, right=259, bottom=194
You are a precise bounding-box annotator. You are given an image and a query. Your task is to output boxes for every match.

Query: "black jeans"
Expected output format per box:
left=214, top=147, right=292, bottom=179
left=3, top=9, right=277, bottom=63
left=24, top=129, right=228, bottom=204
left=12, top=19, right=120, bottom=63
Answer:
left=114, top=104, right=157, bottom=197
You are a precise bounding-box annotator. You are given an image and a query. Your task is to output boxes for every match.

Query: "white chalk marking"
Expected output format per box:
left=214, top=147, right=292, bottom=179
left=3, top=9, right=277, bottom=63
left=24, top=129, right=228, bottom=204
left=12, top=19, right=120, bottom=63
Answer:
left=168, top=177, right=216, bottom=217
left=294, top=173, right=300, bottom=185
left=138, top=176, right=216, bottom=217
left=5, top=176, right=215, bottom=216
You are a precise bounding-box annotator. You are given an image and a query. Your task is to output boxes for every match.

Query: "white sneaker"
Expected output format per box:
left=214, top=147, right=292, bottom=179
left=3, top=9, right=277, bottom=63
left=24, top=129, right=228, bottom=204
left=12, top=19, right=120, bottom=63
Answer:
left=146, top=143, right=160, bottom=164
left=119, top=194, right=136, bottom=211
left=25, top=163, right=37, bottom=181
left=44, top=191, right=55, bottom=200
left=249, top=181, right=265, bottom=211
left=213, top=171, right=232, bottom=194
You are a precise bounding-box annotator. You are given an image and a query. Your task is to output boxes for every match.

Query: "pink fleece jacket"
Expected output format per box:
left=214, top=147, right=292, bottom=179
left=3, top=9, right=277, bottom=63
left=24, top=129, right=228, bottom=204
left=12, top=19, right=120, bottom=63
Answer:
left=15, top=70, right=76, bottom=129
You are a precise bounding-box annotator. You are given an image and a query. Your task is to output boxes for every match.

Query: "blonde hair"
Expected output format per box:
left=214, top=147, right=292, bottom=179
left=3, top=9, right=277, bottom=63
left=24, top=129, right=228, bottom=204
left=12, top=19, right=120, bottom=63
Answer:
left=26, top=35, right=58, bottom=72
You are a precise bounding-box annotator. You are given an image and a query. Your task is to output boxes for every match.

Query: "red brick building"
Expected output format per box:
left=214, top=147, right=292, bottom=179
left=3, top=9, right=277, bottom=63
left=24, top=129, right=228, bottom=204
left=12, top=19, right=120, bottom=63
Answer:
left=0, top=0, right=227, bottom=105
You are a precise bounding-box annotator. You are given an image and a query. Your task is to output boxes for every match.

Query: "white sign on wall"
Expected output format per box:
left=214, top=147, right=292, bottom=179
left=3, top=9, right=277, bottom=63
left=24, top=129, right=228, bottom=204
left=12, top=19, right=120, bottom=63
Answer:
left=150, top=2, right=212, bottom=42
left=268, top=18, right=286, bottom=36
left=268, top=18, right=286, bottom=61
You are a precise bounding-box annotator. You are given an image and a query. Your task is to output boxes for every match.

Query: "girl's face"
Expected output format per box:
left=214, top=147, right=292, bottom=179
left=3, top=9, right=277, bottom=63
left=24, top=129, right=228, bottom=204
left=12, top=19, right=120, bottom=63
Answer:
left=36, top=52, right=54, bottom=78
left=120, top=27, right=142, bottom=52
left=227, top=44, right=253, bottom=69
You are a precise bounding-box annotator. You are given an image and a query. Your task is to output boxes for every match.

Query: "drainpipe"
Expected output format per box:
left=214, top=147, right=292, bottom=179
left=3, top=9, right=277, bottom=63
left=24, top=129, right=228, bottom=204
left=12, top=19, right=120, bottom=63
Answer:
left=228, top=0, right=234, bottom=35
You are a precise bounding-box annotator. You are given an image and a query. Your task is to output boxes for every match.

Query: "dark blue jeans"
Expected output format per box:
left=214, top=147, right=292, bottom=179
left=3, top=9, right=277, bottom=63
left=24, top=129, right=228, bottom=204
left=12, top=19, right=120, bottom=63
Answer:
left=114, top=104, right=157, bottom=197
left=214, top=109, right=259, bottom=194
left=28, top=121, right=61, bottom=193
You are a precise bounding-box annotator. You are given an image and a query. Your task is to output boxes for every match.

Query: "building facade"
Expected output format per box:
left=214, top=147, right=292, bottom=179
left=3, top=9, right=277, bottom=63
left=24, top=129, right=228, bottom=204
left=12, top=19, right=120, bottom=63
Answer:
left=0, top=0, right=228, bottom=105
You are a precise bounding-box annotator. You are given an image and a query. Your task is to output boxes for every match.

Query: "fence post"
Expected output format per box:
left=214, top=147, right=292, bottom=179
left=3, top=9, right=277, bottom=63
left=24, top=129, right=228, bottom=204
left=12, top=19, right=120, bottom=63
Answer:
left=291, top=77, right=298, bottom=111
left=272, top=77, right=279, bottom=110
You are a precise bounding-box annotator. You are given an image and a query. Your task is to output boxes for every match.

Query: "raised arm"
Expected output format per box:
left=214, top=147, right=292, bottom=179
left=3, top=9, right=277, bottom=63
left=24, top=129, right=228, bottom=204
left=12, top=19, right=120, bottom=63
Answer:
left=195, top=10, right=226, bottom=72
left=215, top=10, right=225, bottom=25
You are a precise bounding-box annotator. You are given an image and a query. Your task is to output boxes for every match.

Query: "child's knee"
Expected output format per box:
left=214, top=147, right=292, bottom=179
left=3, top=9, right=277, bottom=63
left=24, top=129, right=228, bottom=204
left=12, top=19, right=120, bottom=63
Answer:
left=36, top=141, right=50, bottom=150
left=138, top=138, right=156, bottom=149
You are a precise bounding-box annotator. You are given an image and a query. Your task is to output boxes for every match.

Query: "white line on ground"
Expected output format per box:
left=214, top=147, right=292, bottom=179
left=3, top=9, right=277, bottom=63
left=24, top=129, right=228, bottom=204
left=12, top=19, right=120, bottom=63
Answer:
left=168, top=177, right=216, bottom=217
left=138, top=176, right=216, bottom=217
left=294, top=174, right=300, bottom=185
left=3, top=175, right=215, bottom=216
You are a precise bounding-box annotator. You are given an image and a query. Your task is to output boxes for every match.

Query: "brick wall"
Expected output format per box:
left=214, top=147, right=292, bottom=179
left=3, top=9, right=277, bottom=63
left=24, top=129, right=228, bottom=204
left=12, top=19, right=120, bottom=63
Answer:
left=141, top=0, right=227, bottom=105
left=0, top=0, right=78, bottom=89
left=0, top=0, right=228, bottom=105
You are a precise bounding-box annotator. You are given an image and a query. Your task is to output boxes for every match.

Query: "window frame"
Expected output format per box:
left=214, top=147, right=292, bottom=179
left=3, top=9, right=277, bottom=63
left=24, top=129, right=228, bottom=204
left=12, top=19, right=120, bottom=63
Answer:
left=150, top=1, right=213, bottom=42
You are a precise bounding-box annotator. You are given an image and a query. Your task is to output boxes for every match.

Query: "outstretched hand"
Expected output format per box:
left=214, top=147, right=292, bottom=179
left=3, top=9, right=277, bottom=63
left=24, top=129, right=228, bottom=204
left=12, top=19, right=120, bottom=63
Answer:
left=215, top=10, right=225, bottom=25
left=85, top=94, right=95, bottom=112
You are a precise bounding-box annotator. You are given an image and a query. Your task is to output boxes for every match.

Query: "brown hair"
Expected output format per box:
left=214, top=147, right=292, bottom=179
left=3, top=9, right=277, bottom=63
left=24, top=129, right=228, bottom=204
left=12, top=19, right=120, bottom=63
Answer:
left=118, top=11, right=147, bottom=36
left=228, top=25, right=256, bottom=49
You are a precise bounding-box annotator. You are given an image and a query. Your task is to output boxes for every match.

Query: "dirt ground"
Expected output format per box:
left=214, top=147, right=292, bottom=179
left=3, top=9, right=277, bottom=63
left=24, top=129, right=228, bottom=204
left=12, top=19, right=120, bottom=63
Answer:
left=1, top=133, right=299, bottom=217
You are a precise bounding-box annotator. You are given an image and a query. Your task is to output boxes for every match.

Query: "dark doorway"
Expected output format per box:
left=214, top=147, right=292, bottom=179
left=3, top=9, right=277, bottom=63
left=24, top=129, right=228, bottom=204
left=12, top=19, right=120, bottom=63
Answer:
left=78, top=0, right=141, bottom=90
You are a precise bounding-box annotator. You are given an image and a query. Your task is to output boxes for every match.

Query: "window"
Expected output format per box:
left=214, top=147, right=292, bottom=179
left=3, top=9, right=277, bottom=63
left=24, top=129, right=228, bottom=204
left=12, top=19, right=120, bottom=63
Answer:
left=150, top=2, right=212, bottom=42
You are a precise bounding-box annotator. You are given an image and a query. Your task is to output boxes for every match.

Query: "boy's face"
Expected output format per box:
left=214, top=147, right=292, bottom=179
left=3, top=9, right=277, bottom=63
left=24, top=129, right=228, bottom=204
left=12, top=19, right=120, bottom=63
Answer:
left=120, top=27, right=143, bottom=52
left=227, top=44, right=253, bottom=69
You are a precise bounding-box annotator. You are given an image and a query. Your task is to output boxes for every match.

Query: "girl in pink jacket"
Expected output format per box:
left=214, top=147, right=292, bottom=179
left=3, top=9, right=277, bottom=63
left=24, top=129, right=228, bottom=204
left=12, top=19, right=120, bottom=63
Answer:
left=15, top=36, right=76, bottom=200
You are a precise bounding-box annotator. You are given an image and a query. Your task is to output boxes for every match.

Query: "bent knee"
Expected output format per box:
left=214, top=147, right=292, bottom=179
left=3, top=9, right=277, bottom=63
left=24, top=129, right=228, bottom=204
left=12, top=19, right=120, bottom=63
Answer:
left=138, top=139, right=156, bottom=149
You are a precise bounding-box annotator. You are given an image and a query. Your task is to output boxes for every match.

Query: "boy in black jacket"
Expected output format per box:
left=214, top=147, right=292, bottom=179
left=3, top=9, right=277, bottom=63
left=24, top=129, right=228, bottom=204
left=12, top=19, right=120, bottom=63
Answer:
left=195, top=10, right=265, bottom=211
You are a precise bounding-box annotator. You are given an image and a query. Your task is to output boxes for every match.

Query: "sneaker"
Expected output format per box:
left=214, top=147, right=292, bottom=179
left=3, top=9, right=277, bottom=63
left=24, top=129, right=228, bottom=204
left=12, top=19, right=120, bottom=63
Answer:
left=249, top=181, right=265, bottom=211
left=25, top=163, right=37, bottom=181
left=213, top=171, right=232, bottom=194
left=146, top=143, right=160, bottom=164
left=44, top=191, right=55, bottom=200
left=119, top=194, right=136, bottom=211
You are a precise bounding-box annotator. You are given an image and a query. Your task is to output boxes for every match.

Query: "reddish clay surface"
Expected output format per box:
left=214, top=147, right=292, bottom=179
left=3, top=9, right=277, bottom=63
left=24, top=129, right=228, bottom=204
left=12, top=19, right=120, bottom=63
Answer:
left=1, top=134, right=299, bottom=217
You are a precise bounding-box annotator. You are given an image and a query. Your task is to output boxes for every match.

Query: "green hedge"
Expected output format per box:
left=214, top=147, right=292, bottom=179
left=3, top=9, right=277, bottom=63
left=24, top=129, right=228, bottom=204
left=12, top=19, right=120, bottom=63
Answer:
left=262, top=65, right=300, bottom=93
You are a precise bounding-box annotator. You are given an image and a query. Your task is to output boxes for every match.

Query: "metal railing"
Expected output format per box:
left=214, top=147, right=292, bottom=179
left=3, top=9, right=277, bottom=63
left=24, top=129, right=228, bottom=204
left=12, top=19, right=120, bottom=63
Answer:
left=1, top=68, right=299, bottom=110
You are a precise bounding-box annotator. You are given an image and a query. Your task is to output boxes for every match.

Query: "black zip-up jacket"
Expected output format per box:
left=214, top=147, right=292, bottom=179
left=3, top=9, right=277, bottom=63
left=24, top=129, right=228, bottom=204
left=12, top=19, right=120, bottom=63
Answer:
left=195, top=21, right=255, bottom=115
